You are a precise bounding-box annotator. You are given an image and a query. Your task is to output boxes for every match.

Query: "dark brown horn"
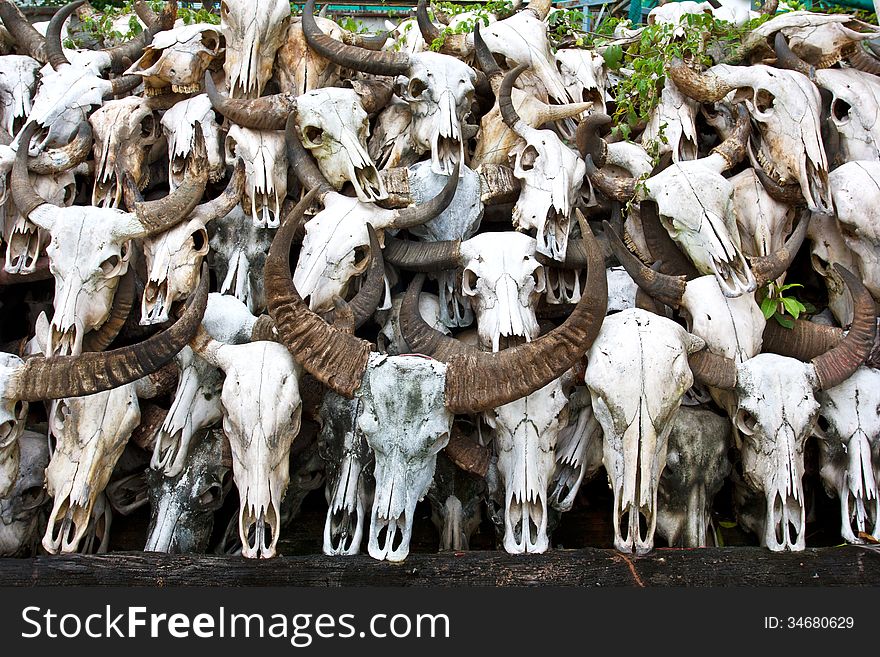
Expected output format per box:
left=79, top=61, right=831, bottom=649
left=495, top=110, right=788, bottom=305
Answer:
left=45, top=0, right=83, bottom=70
left=761, top=0, right=778, bottom=14
left=640, top=199, right=700, bottom=279
left=323, top=223, right=385, bottom=330
left=811, top=265, right=877, bottom=390
left=603, top=219, right=687, bottom=308
left=27, top=121, right=92, bottom=174
left=667, top=59, right=734, bottom=103
left=416, top=0, right=441, bottom=44
left=121, top=171, right=143, bottom=210
left=188, top=159, right=246, bottom=225
left=133, top=0, right=177, bottom=32
left=133, top=125, right=208, bottom=236
left=534, top=237, right=592, bottom=270
left=773, top=32, right=816, bottom=80
left=499, top=64, right=528, bottom=134
left=0, top=0, right=46, bottom=62
left=205, top=72, right=295, bottom=131
left=576, top=114, right=612, bottom=167
left=390, top=161, right=459, bottom=230
left=762, top=318, right=843, bottom=362
left=478, top=163, right=521, bottom=205
left=473, top=22, right=501, bottom=83
left=584, top=155, right=637, bottom=203
left=81, top=268, right=135, bottom=353
left=107, top=74, right=143, bottom=98
left=348, top=78, right=394, bottom=116
left=285, top=113, right=335, bottom=199
left=710, top=103, right=750, bottom=170
left=688, top=349, right=737, bottom=390
left=383, top=234, right=462, bottom=272
left=344, top=29, right=391, bottom=51
left=8, top=264, right=209, bottom=402
left=444, top=423, right=490, bottom=477
left=12, top=122, right=55, bottom=219
left=264, top=187, right=373, bottom=398
left=750, top=210, right=810, bottom=288
left=847, top=43, right=880, bottom=77
left=404, top=211, right=609, bottom=414
left=754, top=165, right=805, bottom=205
left=303, top=0, right=409, bottom=77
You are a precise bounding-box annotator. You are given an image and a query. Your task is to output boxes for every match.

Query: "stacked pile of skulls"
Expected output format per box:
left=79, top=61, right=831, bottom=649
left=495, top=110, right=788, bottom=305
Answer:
left=0, top=0, right=876, bottom=562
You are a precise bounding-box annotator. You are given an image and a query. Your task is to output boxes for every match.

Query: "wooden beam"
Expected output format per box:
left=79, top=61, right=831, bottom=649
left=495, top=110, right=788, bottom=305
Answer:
left=3, top=547, right=878, bottom=587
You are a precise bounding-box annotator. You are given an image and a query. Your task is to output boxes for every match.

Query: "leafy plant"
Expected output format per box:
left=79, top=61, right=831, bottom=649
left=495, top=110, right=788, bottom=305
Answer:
left=758, top=282, right=814, bottom=329
left=427, top=1, right=513, bottom=52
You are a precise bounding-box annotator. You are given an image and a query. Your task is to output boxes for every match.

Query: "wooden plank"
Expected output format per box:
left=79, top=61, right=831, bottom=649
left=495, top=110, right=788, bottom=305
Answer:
left=2, top=547, right=878, bottom=587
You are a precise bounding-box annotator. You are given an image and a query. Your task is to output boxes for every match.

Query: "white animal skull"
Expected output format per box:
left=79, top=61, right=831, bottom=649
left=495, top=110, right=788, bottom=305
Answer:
left=221, top=0, right=291, bottom=98
left=295, top=87, right=386, bottom=203
left=161, top=94, right=226, bottom=189
left=209, top=206, right=274, bottom=313
left=808, top=212, right=857, bottom=326
left=730, top=168, right=794, bottom=258
left=225, top=125, right=286, bottom=227
left=549, top=386, right=603, bottom=513
left=555, top=48, right=606, bottom=114
left=0, top=55, right=40, bottom=136
left=127, top=23, right=223, bottom=96
left=585, top=308, right=705, bottom=554
left=815, top=68, right=880, bottom=165
left=816, top=366, right=880, bottom=543
left=643, top=78, right=699, bottom=162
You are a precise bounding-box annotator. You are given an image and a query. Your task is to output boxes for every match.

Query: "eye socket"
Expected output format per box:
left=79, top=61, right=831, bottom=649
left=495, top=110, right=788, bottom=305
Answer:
left=816, top=414, right=830, bottom=434
left=831, top=98, right=851, bottom=122
left=100, top=254, right=120, bottom=276
left=50, top=400, right=70, bottom=437
left=140, top=114, right=156, bottom=139
left=735, top=408, right=758, bottom=436
left=462, top=268, right=479, bottom=295
left=351, top=244, right=370, bottom=273
left=197, top=481, right=226, bottom=509
left=62, top=184, right=75, bottom=205
left=520, top=144, right=539, bottom=171
left=754, top=89, right=775, bottom=113
left=13, top=400, right=26, bottom=420
left=18, top=485, right=46, bottom=511
left=201, top=33, right=220, bottom=52
left=408, top=78, right=427, bottom=98
left=191, top=228, right=208, bottom=254
left=302, top=125, right=324, bottom=147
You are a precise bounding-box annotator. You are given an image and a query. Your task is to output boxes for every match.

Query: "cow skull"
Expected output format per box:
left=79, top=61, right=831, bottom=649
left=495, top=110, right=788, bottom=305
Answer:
left=225, top=125, right=286, bottom=228
left=816, top=366, right=880, bottom=543
left=555, top=48, right=606, bottom=114
left=0, top=430, right=49, bottom=557
left=221, top=0, right=291, bottom=99
left=161, top=94, right=226, bottom=189
left=209, top=206, right=274, bottom=313
left=815, top=68, right=880, bottom=165
left=0, top=354, right=28, bottom=499
left=0, top=55, right=40, bottom=136
left=127, top=23, right=223, bottom=96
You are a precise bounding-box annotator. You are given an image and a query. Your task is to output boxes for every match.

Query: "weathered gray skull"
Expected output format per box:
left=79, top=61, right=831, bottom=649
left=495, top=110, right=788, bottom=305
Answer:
left=90, top=95, right=162, bottom=208
left=209, top=206, right=274, bottom=313
left=427, top=449, right=486, bottom=552
left=656, top=407, right=732, bottom=547
left=0, top=354, right=28, bottom=499
left=816, top=366, right=880, bottom=544
left=225, top=125, right=286, bottom=227
left=358, top=354, right=452, bottom=562
left=127, top=23, right=223, bottom=96
left=295, top=87, right=386, bottom=203
left=0, top=430, right=49, bottom=557
left=221, top=0, right=291, bottom=98
left=318, top=391, right=374, bottom=556
left=585, top=308, right=705, bottom=554
left=145, top=429, right=233, bottom=553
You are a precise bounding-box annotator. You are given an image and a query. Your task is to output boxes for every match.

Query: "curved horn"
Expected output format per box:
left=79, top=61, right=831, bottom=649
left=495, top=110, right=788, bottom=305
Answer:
left=584, top=155, right=637, bottom=203
left=285, top=113, right=335, bottom=200
left=7, top=264, right=209, bottom=402
left=603, top=219, right=687, bottom=309
left=750, top=210, right=810, bottom=288
left=106, top=74, right=143, bottom=98
left=847, top=43, right=880, bottom=77
left=762, top=318, right=843, bottom=362
left=348, top=78, right=394, bottom=116
left=133, top=125, right=208, bottom=236
left=0, top=0, right=46, bottom=62
left=640, top=199, right=700, bottom=279
left=667, top=59, right=735, bottom=103
left=404, top=211, right=609, bottom=413
left=576, top=113, right=612, bottom=167
left=390, top=161, right=460, bottom=230
left=499, top=64, right=529, bottom=136
left=773, top=32, right=816, bottom=80
left=383, top=234, right=462, bottom=272
left=133, top=0, right=176, bottom=32
left=416, top=0, right=441, bottom=44
left=444, top=423, right=490, bottom=477
left=45, top=0, right=83, bottom=70
left=264, top=187, right=373, bottom=398
left=473, top=22, right=501, bottom=83
left=754, top=165, right=805, bottom=205
left=688, top=349, right=737, bottom=390
left=323, top=224, right=385, bottom=330
left=27, top=121, right=92, bottom=174
left=12, top=122, right=58, bottom=222
left=709, top=103, right=750, bottom=171
left=303, top=0, right=409, bottom=77
left=205, top=72, right=295, bottom=131
left=188, top=159, right=246, bottom=225
left=811, top=265, right=877, bottom=390
left=81, top=267, right=135, bottom=353
left=343, top=29, right=391, bottom=51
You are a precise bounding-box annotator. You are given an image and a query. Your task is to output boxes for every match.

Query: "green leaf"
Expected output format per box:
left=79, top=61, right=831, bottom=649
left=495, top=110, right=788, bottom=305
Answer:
left=760, top=296, right=777, bottom=320
left=781, top=297, right=806, bottom=319
left=718, top=521, right=737, bottom=529
left=774, top=313, right=795, bottom=329
left=603, top=45, right=623, bottom=71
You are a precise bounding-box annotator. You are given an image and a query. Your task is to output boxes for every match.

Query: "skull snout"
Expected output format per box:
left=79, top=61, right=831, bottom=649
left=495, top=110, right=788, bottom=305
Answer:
left=43, top=494, right=95, bottom=554
left=840, top=433, right=879, bottom=542
left=368, top=468, right=415, bottom=562
left=504, top=487, right=549, bottom=554
left=764, top=486, right=805, bottom=552
left=323, top=456, right=366, bottom=555
left=47, top=320, right=83, bottom=358
left=239, top=500, right=280, bottom=559
left=142, top=277, right=171, bottom=325
left=4, top=216, right=42, bottom=275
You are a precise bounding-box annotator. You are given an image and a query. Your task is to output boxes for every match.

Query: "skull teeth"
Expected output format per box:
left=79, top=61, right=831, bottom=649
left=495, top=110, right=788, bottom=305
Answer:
left=171, top=83, right=202, bottom=95
left=145, top=85, right=171, bottom=97
left=755, top=148, right=786, bottom=185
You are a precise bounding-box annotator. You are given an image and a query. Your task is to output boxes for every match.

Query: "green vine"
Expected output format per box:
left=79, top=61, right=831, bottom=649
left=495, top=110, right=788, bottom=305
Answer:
left=758, top=282, right=815, bottom=329
left=427, top=1, right=513, bottom=52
